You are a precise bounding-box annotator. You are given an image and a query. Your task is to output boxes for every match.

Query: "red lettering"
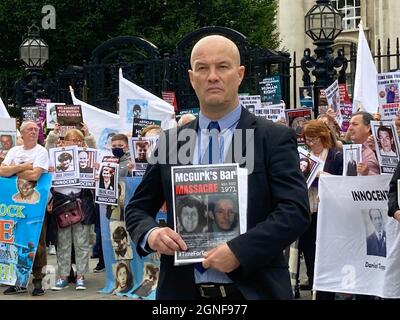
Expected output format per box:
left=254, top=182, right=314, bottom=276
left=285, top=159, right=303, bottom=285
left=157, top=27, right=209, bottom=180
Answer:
left=0, top=220, right=14, bottom=244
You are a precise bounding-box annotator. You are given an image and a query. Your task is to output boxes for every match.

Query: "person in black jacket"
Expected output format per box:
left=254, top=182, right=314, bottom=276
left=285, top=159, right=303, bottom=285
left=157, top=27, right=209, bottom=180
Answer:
left=125, top=35, right=310, bottom=300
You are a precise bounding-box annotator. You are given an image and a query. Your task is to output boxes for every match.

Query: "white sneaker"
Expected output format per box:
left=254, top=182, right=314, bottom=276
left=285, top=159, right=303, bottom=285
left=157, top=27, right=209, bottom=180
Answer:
left=49, top=245, right=56, bottom=255
left=76, top=277, right=86, bottom=290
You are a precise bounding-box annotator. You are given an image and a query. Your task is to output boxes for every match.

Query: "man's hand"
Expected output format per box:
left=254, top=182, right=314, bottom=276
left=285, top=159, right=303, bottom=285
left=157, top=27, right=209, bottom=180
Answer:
left=366, top=135, right=376, bottom=151
left=202, top=244, right=240, bottom=273
left=81, top=122, right=89, bottom=137
left=394, top=210, right=400, bottom=222
left=148, top=227, right=187, bottom=256
left=357, top=162, right=369, bottom=176
left=19, top=162, right=33, bottom=172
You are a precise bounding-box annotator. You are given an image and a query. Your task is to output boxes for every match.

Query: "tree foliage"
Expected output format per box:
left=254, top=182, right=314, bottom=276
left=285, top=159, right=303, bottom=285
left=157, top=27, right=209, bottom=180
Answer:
left=0, top=0, right=279, bottom=72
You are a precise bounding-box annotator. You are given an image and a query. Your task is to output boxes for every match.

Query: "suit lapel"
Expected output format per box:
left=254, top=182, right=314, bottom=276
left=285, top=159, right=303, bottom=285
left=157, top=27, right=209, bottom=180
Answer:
left=224, top=107, right=257, bottom=164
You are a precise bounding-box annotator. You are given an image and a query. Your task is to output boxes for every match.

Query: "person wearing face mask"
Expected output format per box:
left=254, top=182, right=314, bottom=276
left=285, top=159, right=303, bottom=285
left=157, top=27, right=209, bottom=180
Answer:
left=110, top=134, right=133, bottom=177
left=92, top=133, right=133, bottom=274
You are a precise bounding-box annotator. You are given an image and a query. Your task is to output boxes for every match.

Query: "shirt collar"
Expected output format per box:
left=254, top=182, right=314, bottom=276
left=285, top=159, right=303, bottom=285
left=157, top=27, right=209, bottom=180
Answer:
left=198, top=104, right=241, bottom=131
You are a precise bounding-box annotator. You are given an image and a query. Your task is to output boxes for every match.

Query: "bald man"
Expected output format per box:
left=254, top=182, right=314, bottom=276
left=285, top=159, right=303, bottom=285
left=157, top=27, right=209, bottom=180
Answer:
left=125, top=35, right=309, bottom=300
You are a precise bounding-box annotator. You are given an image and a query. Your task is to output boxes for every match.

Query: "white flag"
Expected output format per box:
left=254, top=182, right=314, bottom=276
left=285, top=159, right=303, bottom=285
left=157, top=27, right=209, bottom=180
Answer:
left=69, top=86, right=121, bottom=150
left=0, top=97, right=9, bottom=118
left=353, top=21, right=379, bottom=114
left=118, top=68, right=175, bottom=133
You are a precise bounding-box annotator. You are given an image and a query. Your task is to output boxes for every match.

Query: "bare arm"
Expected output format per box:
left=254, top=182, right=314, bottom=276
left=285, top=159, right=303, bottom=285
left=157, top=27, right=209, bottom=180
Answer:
left=17, top=167, right=45, bottom=181
left=0, top=162, right=33, bottom=177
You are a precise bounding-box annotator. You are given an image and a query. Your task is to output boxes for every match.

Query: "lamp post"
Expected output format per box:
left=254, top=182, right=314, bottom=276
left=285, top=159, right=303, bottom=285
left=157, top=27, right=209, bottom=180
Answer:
left=301, top=0, right=345, bottom=117
left=15, top=23, right=49, bottom=109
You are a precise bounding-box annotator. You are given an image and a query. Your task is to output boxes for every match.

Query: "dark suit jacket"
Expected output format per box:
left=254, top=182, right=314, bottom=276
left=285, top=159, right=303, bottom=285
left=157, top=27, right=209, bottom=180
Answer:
left=346, top=160, right=357, bottom=176
left=366, top=231, right=386, bottom=257
left=125, top=107, right=310, bottom=300
left=388, top=162, right=400, bottom=217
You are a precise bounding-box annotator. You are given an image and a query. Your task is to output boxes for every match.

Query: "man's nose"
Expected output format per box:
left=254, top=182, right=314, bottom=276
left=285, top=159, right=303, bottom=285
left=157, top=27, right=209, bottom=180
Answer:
left=207, top=67, right=219, bottom=82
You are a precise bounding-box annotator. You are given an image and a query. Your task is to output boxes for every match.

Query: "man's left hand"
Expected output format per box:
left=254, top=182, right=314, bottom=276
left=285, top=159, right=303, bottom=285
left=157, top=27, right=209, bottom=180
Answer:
left=202, top=244, right=240, bottom=273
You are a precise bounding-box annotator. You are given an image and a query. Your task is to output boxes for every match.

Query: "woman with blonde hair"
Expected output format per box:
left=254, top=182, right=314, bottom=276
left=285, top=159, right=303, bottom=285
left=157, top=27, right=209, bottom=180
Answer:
left=299, top=120, right=343, bottom=299
left=50, top=128, right=96, bottom=291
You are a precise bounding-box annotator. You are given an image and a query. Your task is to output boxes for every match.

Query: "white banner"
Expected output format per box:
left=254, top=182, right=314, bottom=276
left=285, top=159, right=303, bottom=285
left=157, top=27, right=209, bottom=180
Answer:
left=118, top=68, right=175, bottom=133
left=70, top=86, right=120, bottom=150
left=315, top=175, right=400, bottom=298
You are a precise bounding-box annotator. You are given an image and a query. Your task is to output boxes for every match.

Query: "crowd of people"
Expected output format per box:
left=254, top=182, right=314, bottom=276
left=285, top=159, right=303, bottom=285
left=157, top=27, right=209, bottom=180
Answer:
left=1, top=34, right=400, bottom=301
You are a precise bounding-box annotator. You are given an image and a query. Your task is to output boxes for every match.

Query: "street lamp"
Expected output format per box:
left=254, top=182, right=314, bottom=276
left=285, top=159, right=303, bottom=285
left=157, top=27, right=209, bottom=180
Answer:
left=15, top=24, right=50, bottom=109
left=20, top=23, right=49, bottom=68
left=301, top=0, right=345, bottom=116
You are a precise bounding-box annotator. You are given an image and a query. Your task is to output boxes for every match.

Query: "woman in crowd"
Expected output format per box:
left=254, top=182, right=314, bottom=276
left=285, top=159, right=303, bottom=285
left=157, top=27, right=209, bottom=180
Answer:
left=49, top=128, right=96, bottom=291
left=300, top=120, right=343, bottom=299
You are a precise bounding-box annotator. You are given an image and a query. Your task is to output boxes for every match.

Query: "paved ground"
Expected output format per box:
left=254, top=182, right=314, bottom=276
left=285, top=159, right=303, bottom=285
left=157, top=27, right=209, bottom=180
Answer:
left=0, top=250, right=312, bottom=300
left=0, top=253, right=127, bottom=300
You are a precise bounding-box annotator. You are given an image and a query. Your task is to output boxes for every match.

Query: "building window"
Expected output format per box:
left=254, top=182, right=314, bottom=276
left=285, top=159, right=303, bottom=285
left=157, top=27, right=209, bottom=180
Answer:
left=331, top=0, right=361, bottom=30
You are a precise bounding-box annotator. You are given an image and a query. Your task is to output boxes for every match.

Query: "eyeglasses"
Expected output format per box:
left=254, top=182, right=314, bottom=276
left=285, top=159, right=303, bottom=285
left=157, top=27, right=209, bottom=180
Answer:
left=305, top=137, right=320, bottom=144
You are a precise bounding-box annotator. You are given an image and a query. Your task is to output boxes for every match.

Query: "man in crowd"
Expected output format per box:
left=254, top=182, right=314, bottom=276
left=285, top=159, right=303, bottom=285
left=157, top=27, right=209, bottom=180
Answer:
left=0, top=120, right=49, bottom=296
left=125, top=35, right=309, bottom=300
left=347, top=111, right=380, bottom=175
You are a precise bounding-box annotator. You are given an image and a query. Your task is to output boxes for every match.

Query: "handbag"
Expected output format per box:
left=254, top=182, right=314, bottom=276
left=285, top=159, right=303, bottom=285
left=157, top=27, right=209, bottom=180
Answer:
left=54, top=198, right=84, bottom=229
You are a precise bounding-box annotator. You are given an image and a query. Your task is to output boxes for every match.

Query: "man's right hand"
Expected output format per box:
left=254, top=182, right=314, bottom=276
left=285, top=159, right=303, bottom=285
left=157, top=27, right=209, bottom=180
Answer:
left=394, top=210, right=400, bottom=222
left=148, top=227, right=187, bottom=256
left=20, top=162, right=33, bottom=171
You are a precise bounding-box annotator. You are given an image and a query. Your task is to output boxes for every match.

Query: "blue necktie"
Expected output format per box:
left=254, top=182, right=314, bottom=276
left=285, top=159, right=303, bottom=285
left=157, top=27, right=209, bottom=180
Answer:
left=195, top=121, right=221, bottom=273
left=202, top=121, right=221, bottom=165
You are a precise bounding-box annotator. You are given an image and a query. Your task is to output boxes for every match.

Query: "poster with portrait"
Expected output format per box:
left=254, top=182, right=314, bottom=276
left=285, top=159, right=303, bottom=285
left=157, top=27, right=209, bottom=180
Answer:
left=129, top=137, right=155, bottom=172
left=95, top=162, right=119, bottom=205
left=56, top=104, right=83, bottom=138
left=49, top=146, right=80, bottom=187
left=286, top=108, right=312, bottom=144
left=35, top=98, right=51, bottom=145
left=298, top=86, right=314, bottom=109
left=377, top=71, right=400, bottom=106
left=342, top=144, right=362, bottom=176
left=315, top=175, right=400, bottom=298
left=97, top=128, right=119, bottom=151
left=371, top=120, right=400, bottom=174
left=0, top=117, right=17, bottom=165
left=127, top=99, right=149, bottom=123
left=176, top=108, right=200, bottom=124
left=318, top=89, right=329, bottom=116
left=77, top=147, right=97, bottom=188
left=132, top=118, right=161, bottom=138
left=172, top=164, right=243, bottom=265
left=338, top=83, right=353, bottom=132
left=325, top=80, right=343, bottom=127
left=239, top=95, right=261, bottom=114
left=0, top=174, right=52, bottom=287
left=298, top=146, right=324, bottom=188
left=98, top=177, right=162, bottom=300
left=46, top=102, right=65, bottom=129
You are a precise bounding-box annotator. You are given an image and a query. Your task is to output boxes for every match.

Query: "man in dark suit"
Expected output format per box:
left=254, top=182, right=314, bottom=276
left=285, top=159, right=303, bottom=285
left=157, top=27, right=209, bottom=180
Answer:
left=125, top=35, right=310, bottom=300
left=366, top=209, right=386, bottom=257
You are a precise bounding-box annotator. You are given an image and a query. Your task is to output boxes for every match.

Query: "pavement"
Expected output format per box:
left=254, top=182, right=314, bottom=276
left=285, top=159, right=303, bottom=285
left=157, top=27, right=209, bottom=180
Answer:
left=0, top=252, right=127, bottom=300
left=0, top=249, right=313, bottom=300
